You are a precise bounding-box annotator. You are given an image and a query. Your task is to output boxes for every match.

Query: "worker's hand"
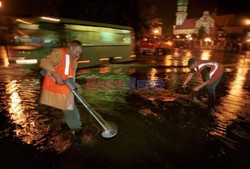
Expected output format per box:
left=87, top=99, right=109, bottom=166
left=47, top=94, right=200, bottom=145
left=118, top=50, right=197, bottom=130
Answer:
left=76, top=83, right=83, bottom=95
left=193, top=86, right=201, bottom=92
left=77, top=86, right=84, bottom=95
left=51, top=72, right=64, bottom=85
left=182, top=83, right=187, bottom=88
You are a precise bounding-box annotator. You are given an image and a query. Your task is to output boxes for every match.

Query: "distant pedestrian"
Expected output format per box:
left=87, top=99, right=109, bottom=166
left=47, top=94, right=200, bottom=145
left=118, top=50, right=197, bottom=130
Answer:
left=182, top=58, right=224, bottom=111
left=39, top=40, right=83, bottom=135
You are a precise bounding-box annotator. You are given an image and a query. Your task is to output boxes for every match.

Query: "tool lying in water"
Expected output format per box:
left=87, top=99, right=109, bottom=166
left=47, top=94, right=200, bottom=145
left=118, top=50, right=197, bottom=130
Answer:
left=40, top=70, right=118, bottom=138
left=176, top=87, right=206, bottom=107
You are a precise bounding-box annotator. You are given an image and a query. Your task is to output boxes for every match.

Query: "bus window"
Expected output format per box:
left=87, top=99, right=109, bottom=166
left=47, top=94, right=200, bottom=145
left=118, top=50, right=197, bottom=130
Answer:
left=64, top=24, right=132, bottom=46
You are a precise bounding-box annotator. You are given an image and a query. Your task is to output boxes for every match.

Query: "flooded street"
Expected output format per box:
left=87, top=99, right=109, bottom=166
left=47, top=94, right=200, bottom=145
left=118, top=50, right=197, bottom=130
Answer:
left=0, top=47, right=250, bottom=169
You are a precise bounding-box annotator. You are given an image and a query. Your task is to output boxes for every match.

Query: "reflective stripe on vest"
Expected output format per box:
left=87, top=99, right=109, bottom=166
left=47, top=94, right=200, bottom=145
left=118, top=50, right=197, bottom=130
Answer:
left=65, top=54, right=70, bottom=75
left=193, top=60, right=223, bottom=84
left=42, top=48, right=73, bottom=94
left=197, top=62, right=218, bottom=78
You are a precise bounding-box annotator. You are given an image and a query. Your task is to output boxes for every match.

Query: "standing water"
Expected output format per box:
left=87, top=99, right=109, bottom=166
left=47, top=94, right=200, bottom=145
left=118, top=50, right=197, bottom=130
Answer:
left=0, top=47, right=250, bottom=169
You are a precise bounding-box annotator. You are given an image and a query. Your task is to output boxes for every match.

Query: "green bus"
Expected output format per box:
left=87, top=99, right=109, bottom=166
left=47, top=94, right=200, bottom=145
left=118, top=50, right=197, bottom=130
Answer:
left=7, top=16, right=136, bottom=68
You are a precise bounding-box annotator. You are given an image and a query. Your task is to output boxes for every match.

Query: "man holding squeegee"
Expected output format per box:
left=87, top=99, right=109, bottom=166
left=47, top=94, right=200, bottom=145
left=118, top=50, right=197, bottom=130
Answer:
left=40, top=40, right=83, bottom=135
left=182, top=58, right=224, bottom=112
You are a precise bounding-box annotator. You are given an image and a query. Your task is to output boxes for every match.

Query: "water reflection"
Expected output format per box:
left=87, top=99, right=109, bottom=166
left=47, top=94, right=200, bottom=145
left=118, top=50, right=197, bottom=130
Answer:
left=114, top=68, right=123, bottom=74
left=181, top=50, right=192, bottom=67
left=173, top=60, right=178, bottom=67
left=163, top=55, right=172, bottom=66
left=178, top=50, right=192, bottom=73
left=148, top=68, right=158, bottom=81
left=4, top=77, right=72, bottom=153
left=0, top=46, right=10, bottom=67
left=181, top=67, right=190, bottom=73
left=185, top=51, right=192, bottom=57
left=77, top=68, right=91, bottom=75
left=128, top=68, right=136, bottom=75
left=138, top=108, right=165, bottom=122
left=99, top=66, right=111, bottom=74
left=210, top=56, right=249, bottom=138
left=7, top=79, right=24, bottom=123
left=173, top=51, right=180, bottom=57
left=201, top=50, right=211, bottom=60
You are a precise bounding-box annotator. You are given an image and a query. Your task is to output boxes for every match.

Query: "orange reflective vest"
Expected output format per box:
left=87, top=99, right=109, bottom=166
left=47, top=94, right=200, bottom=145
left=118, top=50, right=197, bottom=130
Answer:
left=193, top=60, right=224, bottom=84
left=42, top=48, right=73, bottom=94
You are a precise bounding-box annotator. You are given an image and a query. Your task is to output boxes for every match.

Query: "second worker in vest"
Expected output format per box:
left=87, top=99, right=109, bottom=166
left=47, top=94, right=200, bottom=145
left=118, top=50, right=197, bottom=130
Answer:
left=40, top=40, right=83, bottom=135
left=182, top=58, right=224, bottom=112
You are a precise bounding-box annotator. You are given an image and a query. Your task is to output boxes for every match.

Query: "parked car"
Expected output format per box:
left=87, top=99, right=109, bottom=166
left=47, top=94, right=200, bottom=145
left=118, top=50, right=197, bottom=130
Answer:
left=138, top=37, right=173, bottom=55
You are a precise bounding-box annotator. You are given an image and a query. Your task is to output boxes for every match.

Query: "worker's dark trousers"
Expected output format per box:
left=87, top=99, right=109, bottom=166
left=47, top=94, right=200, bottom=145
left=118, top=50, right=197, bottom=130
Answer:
left=198, top=68, right=223, bottom=108
left=63, top=104, right=82, bottom=130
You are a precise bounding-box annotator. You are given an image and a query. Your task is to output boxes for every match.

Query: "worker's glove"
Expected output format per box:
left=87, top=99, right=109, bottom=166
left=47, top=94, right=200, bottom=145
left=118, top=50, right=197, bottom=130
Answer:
left=76, top=83, right=84, bottom=95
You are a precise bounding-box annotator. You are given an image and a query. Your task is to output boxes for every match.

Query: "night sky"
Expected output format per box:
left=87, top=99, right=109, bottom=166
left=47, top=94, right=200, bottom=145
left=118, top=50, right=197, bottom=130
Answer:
left=1, top=0, right=250, bottom=33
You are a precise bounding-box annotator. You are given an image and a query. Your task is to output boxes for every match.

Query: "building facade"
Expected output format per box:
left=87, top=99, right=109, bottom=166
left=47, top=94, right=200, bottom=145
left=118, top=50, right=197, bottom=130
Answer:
left=172, top=0, right=249, bottom=50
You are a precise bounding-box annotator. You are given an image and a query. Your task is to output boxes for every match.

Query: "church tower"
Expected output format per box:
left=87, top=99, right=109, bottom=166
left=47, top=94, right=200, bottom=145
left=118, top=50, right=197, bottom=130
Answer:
left=175, top=0, right=189, bottom=25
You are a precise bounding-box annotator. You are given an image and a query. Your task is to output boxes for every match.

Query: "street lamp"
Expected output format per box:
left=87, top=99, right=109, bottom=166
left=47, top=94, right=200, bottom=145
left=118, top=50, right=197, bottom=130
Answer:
left=153, top=29, right=159, bottom=35
left=152, top=27, right=162, bottom=37
left=243, top=19, right=250, bottom=26
left=204, top=37, right=212, bottom=42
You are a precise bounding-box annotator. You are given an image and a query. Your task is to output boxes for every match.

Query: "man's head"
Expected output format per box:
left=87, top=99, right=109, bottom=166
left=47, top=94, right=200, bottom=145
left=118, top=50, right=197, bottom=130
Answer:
left=68, top=40, right=83, bottom=60
left=187, top=58, right=197, bottom=68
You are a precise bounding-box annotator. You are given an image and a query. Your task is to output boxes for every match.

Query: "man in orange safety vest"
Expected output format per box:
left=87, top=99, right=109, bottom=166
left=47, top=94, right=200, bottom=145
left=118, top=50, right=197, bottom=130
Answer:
left=40, top=40, right=83, bottom=134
